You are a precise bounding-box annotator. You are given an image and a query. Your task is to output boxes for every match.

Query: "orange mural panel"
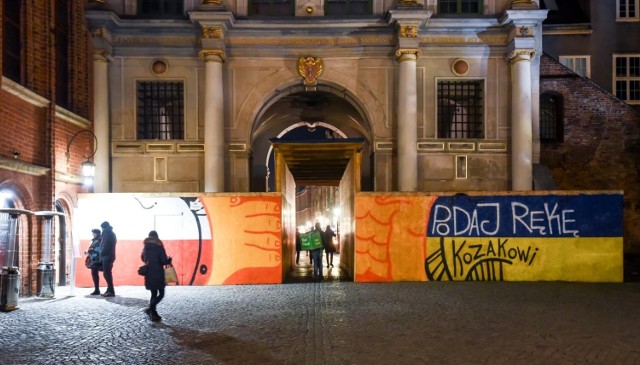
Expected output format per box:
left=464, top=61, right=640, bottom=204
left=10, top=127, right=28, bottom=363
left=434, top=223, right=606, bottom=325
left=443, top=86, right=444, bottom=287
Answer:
left=355, top=195, right=436, bottom=282
left=200, top=196, right=282, bottom=285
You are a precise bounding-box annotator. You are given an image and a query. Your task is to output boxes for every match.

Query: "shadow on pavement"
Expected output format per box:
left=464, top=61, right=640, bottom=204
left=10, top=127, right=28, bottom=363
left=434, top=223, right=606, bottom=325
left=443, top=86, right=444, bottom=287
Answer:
left=103, top=296, right=148, bottom=308
left=168, top=326, right=280, bottom=364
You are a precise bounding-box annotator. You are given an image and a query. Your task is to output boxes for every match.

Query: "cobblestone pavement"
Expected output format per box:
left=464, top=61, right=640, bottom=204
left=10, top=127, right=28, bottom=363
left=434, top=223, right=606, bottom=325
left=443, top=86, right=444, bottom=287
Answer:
left=1, top=281, right=640, bottom=365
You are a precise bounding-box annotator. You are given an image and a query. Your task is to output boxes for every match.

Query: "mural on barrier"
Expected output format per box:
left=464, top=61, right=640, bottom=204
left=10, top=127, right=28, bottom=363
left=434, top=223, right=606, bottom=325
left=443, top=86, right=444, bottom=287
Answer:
left=354, top=195, right=437, bottom=282
left=74, top=194, right=282, bottom=287
left=355, top=193, right=623, bottom=283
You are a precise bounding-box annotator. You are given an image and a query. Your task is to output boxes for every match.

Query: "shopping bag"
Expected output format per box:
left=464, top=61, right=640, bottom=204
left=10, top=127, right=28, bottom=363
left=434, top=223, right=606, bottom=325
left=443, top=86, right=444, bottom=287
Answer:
left=300, top=231, right=323, bottom=251
left=164, top=264, right=178, bottom=284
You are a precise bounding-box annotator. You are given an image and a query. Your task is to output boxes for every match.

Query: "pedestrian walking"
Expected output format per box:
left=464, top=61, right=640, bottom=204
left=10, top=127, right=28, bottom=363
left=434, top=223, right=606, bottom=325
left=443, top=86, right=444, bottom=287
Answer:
left=312, top=223, right=324, bottom=281
left=86, top=229, right=103, bottom=295
left=141, top=230, right=171, bottom=322
left=324, top=225, right=336, bottom=268
left=295, top=229, right=302, bottom=265
left=99, top=221, right=117, bottom=297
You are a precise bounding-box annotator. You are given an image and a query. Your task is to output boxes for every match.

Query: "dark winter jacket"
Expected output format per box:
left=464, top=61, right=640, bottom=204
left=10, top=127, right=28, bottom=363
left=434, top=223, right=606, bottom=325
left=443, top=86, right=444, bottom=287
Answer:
left=100, top=225, right=117, bottom=261
left=88, top=236, right=102, bottom=268
left=141, top=237, right=170, bottom=290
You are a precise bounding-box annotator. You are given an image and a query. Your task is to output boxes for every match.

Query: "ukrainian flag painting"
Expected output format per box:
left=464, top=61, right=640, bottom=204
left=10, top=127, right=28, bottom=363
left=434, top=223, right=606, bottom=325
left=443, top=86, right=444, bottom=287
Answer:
left=425, top=192, right=624, bottom=282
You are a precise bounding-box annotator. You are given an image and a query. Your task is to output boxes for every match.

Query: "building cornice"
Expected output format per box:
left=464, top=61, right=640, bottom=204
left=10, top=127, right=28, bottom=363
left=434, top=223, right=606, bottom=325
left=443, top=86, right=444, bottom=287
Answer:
left=0, top=157, right=50, bottom=176
left=55, top=106, right=91, bottom=129
left=1, top=78, right=50, bottom=108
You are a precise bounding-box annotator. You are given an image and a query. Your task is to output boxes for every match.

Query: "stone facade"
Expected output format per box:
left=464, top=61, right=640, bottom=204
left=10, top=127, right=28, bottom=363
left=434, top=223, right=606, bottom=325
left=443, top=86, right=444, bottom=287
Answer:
left=86, top=0, right=547, bottom=194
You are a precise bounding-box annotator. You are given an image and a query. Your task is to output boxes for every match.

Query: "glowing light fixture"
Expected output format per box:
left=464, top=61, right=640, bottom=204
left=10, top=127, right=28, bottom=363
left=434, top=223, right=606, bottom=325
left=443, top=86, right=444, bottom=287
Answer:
left=66, top=129, right=98, bottom=186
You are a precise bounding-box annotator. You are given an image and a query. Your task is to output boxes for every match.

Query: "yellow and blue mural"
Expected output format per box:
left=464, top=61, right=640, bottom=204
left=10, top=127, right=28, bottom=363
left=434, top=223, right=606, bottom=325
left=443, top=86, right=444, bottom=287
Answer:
left=355, top=192, right=623, bottom=283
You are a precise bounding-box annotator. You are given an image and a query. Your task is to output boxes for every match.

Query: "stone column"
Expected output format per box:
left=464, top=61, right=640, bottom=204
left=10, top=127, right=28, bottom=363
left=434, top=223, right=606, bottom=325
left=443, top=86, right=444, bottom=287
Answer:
left=396, top=49, right=419, bottom=192
left=93, top=50, right=109, bottom=193
left=509, top=51, right=535, bottom=191
left=201, top=50, right=225, bottom=192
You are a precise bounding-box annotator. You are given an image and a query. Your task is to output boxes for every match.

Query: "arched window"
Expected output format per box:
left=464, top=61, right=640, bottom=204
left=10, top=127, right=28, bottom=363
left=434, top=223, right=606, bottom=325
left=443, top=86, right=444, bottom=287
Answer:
left=2, top=0, right=21, bottom=82
left=540, top=92, right=563, bottom=142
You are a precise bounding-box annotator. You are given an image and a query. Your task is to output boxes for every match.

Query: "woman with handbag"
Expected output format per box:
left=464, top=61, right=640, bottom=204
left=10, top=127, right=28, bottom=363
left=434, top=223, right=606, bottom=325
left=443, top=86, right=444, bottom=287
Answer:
left=86, top=229, right=103, bottom=295
left=140, top=230, right=171, bottom=322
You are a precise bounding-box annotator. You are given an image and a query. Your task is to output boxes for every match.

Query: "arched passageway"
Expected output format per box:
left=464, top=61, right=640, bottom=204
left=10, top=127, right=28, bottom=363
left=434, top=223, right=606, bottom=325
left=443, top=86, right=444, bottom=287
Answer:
left=250, top=84, right=373, bottom=283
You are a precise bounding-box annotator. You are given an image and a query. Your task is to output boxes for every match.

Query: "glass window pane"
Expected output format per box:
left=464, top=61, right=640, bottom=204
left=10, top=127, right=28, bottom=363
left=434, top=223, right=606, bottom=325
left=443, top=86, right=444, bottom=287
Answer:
left=540, top=93, right=560, bottom=142
left=630, top=80, right=640, bottom=101
left=137, top=81, right=185, bottom=140
left=2, top=1, right=21, bottom=81
left=620, top=0, right=627, bottom=17
left=250, top=0, right=294, bottom=16
left=616, top=80, right=628, bottom=100
left=630, top=57, right=640, bottom=77
left=437, top=80, right=484, bottom=139
left=439, top=0, right=458, bottom=14
left=616, top=57, right=627, bottom=77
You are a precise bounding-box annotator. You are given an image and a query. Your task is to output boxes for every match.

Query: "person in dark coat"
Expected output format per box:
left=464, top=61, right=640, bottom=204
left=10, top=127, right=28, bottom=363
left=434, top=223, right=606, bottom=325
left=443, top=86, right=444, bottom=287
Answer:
left=295, top=229, right=302, bottom=265
left=324, top=225, right=337, bottom=268
left=87, top=229, right=102, bottom=295
left=312, top=223, right=325, bottom=281
left=99, top=221, right=117, bottom=297
left=141, top=230, right=171, bottom=322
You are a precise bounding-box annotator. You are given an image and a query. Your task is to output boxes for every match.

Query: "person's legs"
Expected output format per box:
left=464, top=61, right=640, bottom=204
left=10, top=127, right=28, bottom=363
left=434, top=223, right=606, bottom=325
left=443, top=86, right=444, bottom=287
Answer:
left=90, top=266, right=100, bottom=294
left=313, top=250, right=323, bottom=280
left=329, top=252, right=334, bottom=266
left=326, top=252, right=330, bottom=268
left=296, top=249, right=300, bottom=265
left=149, top=287, right=165, bottom=321
left=149, top=289, right=158, bottom=310
left=101, top=258, right=115, bottom=296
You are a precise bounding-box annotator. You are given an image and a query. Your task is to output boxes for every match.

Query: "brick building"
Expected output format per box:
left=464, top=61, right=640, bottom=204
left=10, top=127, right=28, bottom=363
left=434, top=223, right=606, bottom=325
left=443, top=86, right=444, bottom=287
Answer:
left=539, top=53, right=640, bottom=257
left=0, top=0, right=95, bottom=295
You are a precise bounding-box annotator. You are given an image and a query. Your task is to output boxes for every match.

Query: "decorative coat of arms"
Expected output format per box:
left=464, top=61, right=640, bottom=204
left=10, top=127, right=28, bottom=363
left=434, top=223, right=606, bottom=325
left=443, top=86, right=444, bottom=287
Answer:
left=297, top=57, right=323, bottom=86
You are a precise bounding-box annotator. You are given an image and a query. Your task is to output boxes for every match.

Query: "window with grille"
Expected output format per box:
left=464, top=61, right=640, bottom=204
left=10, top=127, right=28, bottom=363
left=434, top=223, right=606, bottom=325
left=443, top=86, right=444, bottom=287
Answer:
left=540, top=92, right=563, bottom=142
left=438, top=0, right=482, bottom=15
left=249, top=0, right=295, bottom=16
left=617, top=0, right=639, bottom=20
left=437, top=80, right=484, bottom=139
left=139, top=0, right=183, bottom=17
left=613, top=55, right=640, bottom=104
left=2, top=0, right=21, bottom=81
left=559, top=56, right=590, bottom=78
left=325, top=0, right=372, bottom=15
left=137, top=82, right=184, bottom=140
left=56, top=0, right=70, bottom=109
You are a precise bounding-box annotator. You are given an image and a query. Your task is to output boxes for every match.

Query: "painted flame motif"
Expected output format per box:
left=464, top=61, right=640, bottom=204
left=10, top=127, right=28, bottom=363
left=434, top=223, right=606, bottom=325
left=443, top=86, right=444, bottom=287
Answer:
left=201, top=196, right=282, bottom=285
left=355, top=195, right=436, bottom=282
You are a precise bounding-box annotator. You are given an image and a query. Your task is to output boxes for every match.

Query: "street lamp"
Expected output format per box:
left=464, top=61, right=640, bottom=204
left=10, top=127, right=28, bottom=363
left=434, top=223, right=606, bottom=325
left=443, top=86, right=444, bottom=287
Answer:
left=66, top=129, right=98, bottom=186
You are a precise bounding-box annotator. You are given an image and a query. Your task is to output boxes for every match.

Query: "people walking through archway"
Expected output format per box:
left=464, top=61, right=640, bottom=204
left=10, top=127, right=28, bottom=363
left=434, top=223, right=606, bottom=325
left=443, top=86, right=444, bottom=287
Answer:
left=324, top=225, right=336, bottom=268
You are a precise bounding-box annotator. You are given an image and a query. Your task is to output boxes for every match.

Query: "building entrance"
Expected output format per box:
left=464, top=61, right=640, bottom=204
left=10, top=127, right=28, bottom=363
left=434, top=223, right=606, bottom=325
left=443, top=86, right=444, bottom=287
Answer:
left=270, top=140, right=363, bottom=283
